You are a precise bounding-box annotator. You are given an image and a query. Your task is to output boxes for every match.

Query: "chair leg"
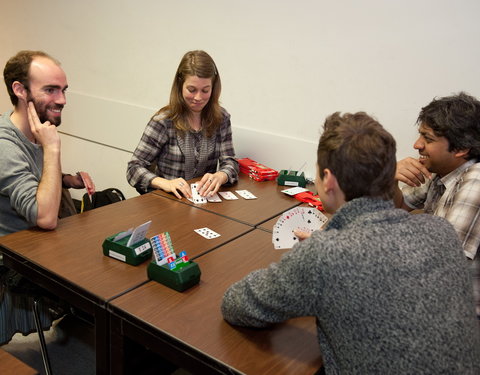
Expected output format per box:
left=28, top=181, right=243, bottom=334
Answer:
left=33, top=297, right=53, bottom=375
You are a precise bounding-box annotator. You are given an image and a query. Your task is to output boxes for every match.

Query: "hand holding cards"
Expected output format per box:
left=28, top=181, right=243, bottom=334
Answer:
left=77, top=171, right=95, bottom=197
left=191, top=183, right=207, bottom=204
left=272, top=207, right=328, bottom=249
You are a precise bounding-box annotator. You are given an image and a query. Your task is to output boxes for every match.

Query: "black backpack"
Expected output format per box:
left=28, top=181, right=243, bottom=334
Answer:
left=81, top=188, right=126, bottom=212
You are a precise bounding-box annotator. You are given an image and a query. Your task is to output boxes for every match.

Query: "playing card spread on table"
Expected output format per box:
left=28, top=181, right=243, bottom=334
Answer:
left=236, top=190, right=257, bottom=199
left=191, top=183, right=207, bottom=204
left=194, top=227, right=220, bottom=239
left=207, top=193, right=222, bottom=202
left=218, top=191, right=238, bottom=200
left=272, top=207, right=328, bottom=249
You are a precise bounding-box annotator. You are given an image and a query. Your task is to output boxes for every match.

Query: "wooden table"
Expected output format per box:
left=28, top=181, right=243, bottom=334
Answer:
left=109, top=229, right=322, bottom=374
left=0, top=193, right=252, bottom=374
left=0, top=348, right=38, bottom=375
left=153, top=174, right=302, bottom=227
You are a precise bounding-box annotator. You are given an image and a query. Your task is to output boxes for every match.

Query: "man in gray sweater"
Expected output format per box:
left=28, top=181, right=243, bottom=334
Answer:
left=221, top=112, right=480, bottom=374
left=0, top=51, right=89, bottom=345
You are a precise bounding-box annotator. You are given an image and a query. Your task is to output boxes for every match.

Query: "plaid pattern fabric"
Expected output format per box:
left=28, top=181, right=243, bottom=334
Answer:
left=127, top=109, right=238, bottom=193
left=403, top=159, right=480, bottom=260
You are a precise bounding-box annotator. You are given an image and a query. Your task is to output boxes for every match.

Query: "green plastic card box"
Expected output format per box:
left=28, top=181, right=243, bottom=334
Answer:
left=277, top=170, right=307, bottom=188
left=147, top=258, right=201, bottom=292
left=102, top=233, right=152, bottom=266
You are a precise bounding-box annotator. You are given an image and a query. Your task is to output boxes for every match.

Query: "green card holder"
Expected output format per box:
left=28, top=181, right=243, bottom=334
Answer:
left=147, top=258, right=201, bottom=292
left=102, top=233, right=152, bottom=266
left=277, top=170, right=307, bottom=188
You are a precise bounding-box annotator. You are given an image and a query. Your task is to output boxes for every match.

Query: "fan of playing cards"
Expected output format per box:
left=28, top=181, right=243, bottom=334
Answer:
left=272, top=207, right=328, bottom=249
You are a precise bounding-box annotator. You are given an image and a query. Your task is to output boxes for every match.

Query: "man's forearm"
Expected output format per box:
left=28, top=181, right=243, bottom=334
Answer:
left=36, top=147, right=62, bottom=229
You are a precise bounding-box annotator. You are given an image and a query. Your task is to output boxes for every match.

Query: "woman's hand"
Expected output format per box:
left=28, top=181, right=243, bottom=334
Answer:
left=197, top=171, right=228, bottom=197
left=152, top=177, right=191, bottom=199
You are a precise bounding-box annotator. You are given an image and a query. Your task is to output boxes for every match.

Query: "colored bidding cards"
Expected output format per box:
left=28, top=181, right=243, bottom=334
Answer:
left=272, top=207, right=328, bottom=249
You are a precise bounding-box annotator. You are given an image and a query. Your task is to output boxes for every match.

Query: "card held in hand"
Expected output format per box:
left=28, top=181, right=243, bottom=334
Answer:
left=272, top=207, right=328, bottom=249
left=191, top=183, right=207, bottom=204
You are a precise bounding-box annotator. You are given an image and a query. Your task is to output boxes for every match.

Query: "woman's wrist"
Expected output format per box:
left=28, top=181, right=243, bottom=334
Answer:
left=217, top=171, right=228, bottom=185
left=151, top=176, right=168, bottom=191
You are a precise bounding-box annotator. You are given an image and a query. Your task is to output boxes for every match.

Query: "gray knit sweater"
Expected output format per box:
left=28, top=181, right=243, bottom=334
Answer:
left=222, top=197, right=480, bottom=374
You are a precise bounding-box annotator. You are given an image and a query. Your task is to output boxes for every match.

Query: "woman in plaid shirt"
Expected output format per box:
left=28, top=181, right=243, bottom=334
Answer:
left=127, top=50, right=239, bottom=198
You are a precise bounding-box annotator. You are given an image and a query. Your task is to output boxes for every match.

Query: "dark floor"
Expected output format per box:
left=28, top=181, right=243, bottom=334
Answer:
left=1, top=313, right=191, bottom=375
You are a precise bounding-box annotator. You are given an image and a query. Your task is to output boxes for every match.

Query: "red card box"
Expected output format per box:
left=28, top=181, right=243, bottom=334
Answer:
left=238, top=158, right=279, bottom=182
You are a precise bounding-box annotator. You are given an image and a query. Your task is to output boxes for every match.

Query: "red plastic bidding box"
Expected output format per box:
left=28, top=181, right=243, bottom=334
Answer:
left=237, top=158, right=279, bottom=182
left=294, top=191, right=324, bottom=211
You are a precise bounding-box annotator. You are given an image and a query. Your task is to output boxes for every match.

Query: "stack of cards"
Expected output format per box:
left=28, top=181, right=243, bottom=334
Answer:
left=126, top=220, right=152, bottom=247
left=191, top=183, right=207, bottom=204
left=77, top=171, right=95, bottom=201
left=272, top=207, right=328, bottom=249
left=150, top=232, right=176, bottom=266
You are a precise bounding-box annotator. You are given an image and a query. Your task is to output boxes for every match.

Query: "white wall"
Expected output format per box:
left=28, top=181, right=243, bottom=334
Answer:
left=1, top=0, right=479, bottom=198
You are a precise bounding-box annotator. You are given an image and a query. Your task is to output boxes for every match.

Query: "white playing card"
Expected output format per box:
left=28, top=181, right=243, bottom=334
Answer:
left=236, top=190, right=257, bottom=199
left=191, top=183, right=207, bottom=204
left=272, top=207, right=328, bottom=249
left=194, top=227, right=221, bottom=239
left=218, top=191, right=238, bottom=200
left=281, top=187, right=308, bottom=196
left=207, top=193, right=222, bottom=202
left=126, top=221, right=152, bottom=246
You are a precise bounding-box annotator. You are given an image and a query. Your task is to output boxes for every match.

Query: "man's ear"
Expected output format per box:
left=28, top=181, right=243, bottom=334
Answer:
left=454, top=148, right=470, bottom=159
left=12, top=81, right=28, bottom=103
left=322, top=168, right=338, bottom=193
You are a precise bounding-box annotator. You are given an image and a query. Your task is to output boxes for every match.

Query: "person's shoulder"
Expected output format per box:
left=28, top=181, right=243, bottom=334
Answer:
left=409, top=212, right=456, bottom=234
left=220, top=107, right=231, bottom=120
left=0, top=116, right=20, bottom=143
left=149, top=111, right=174, bottom=129
left=465, top=160, right=480, bottom=175
left=0, top=111, right=14, bottom=130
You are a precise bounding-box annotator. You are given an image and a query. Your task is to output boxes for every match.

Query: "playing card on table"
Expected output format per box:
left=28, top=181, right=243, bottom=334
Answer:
left=236, top=190, right=257, bottom=199
left=272, top=207, right=328, bottom=249
left=281, top=187, right=308, bottom=196
left=191, top=183, right=207, bottom=204
left=207, top=193, right=222, bottom=202
left=218, top=191, right=238, bottom=200
left=194, top=227, right=221, bottom=239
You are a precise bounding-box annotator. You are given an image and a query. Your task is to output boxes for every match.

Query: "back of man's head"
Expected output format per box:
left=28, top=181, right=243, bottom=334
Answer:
left=3, top=50, right=59, bottom=106
left=317, top=112, right=397, bottom=201
left=418, top=92, right=480, bottom=159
